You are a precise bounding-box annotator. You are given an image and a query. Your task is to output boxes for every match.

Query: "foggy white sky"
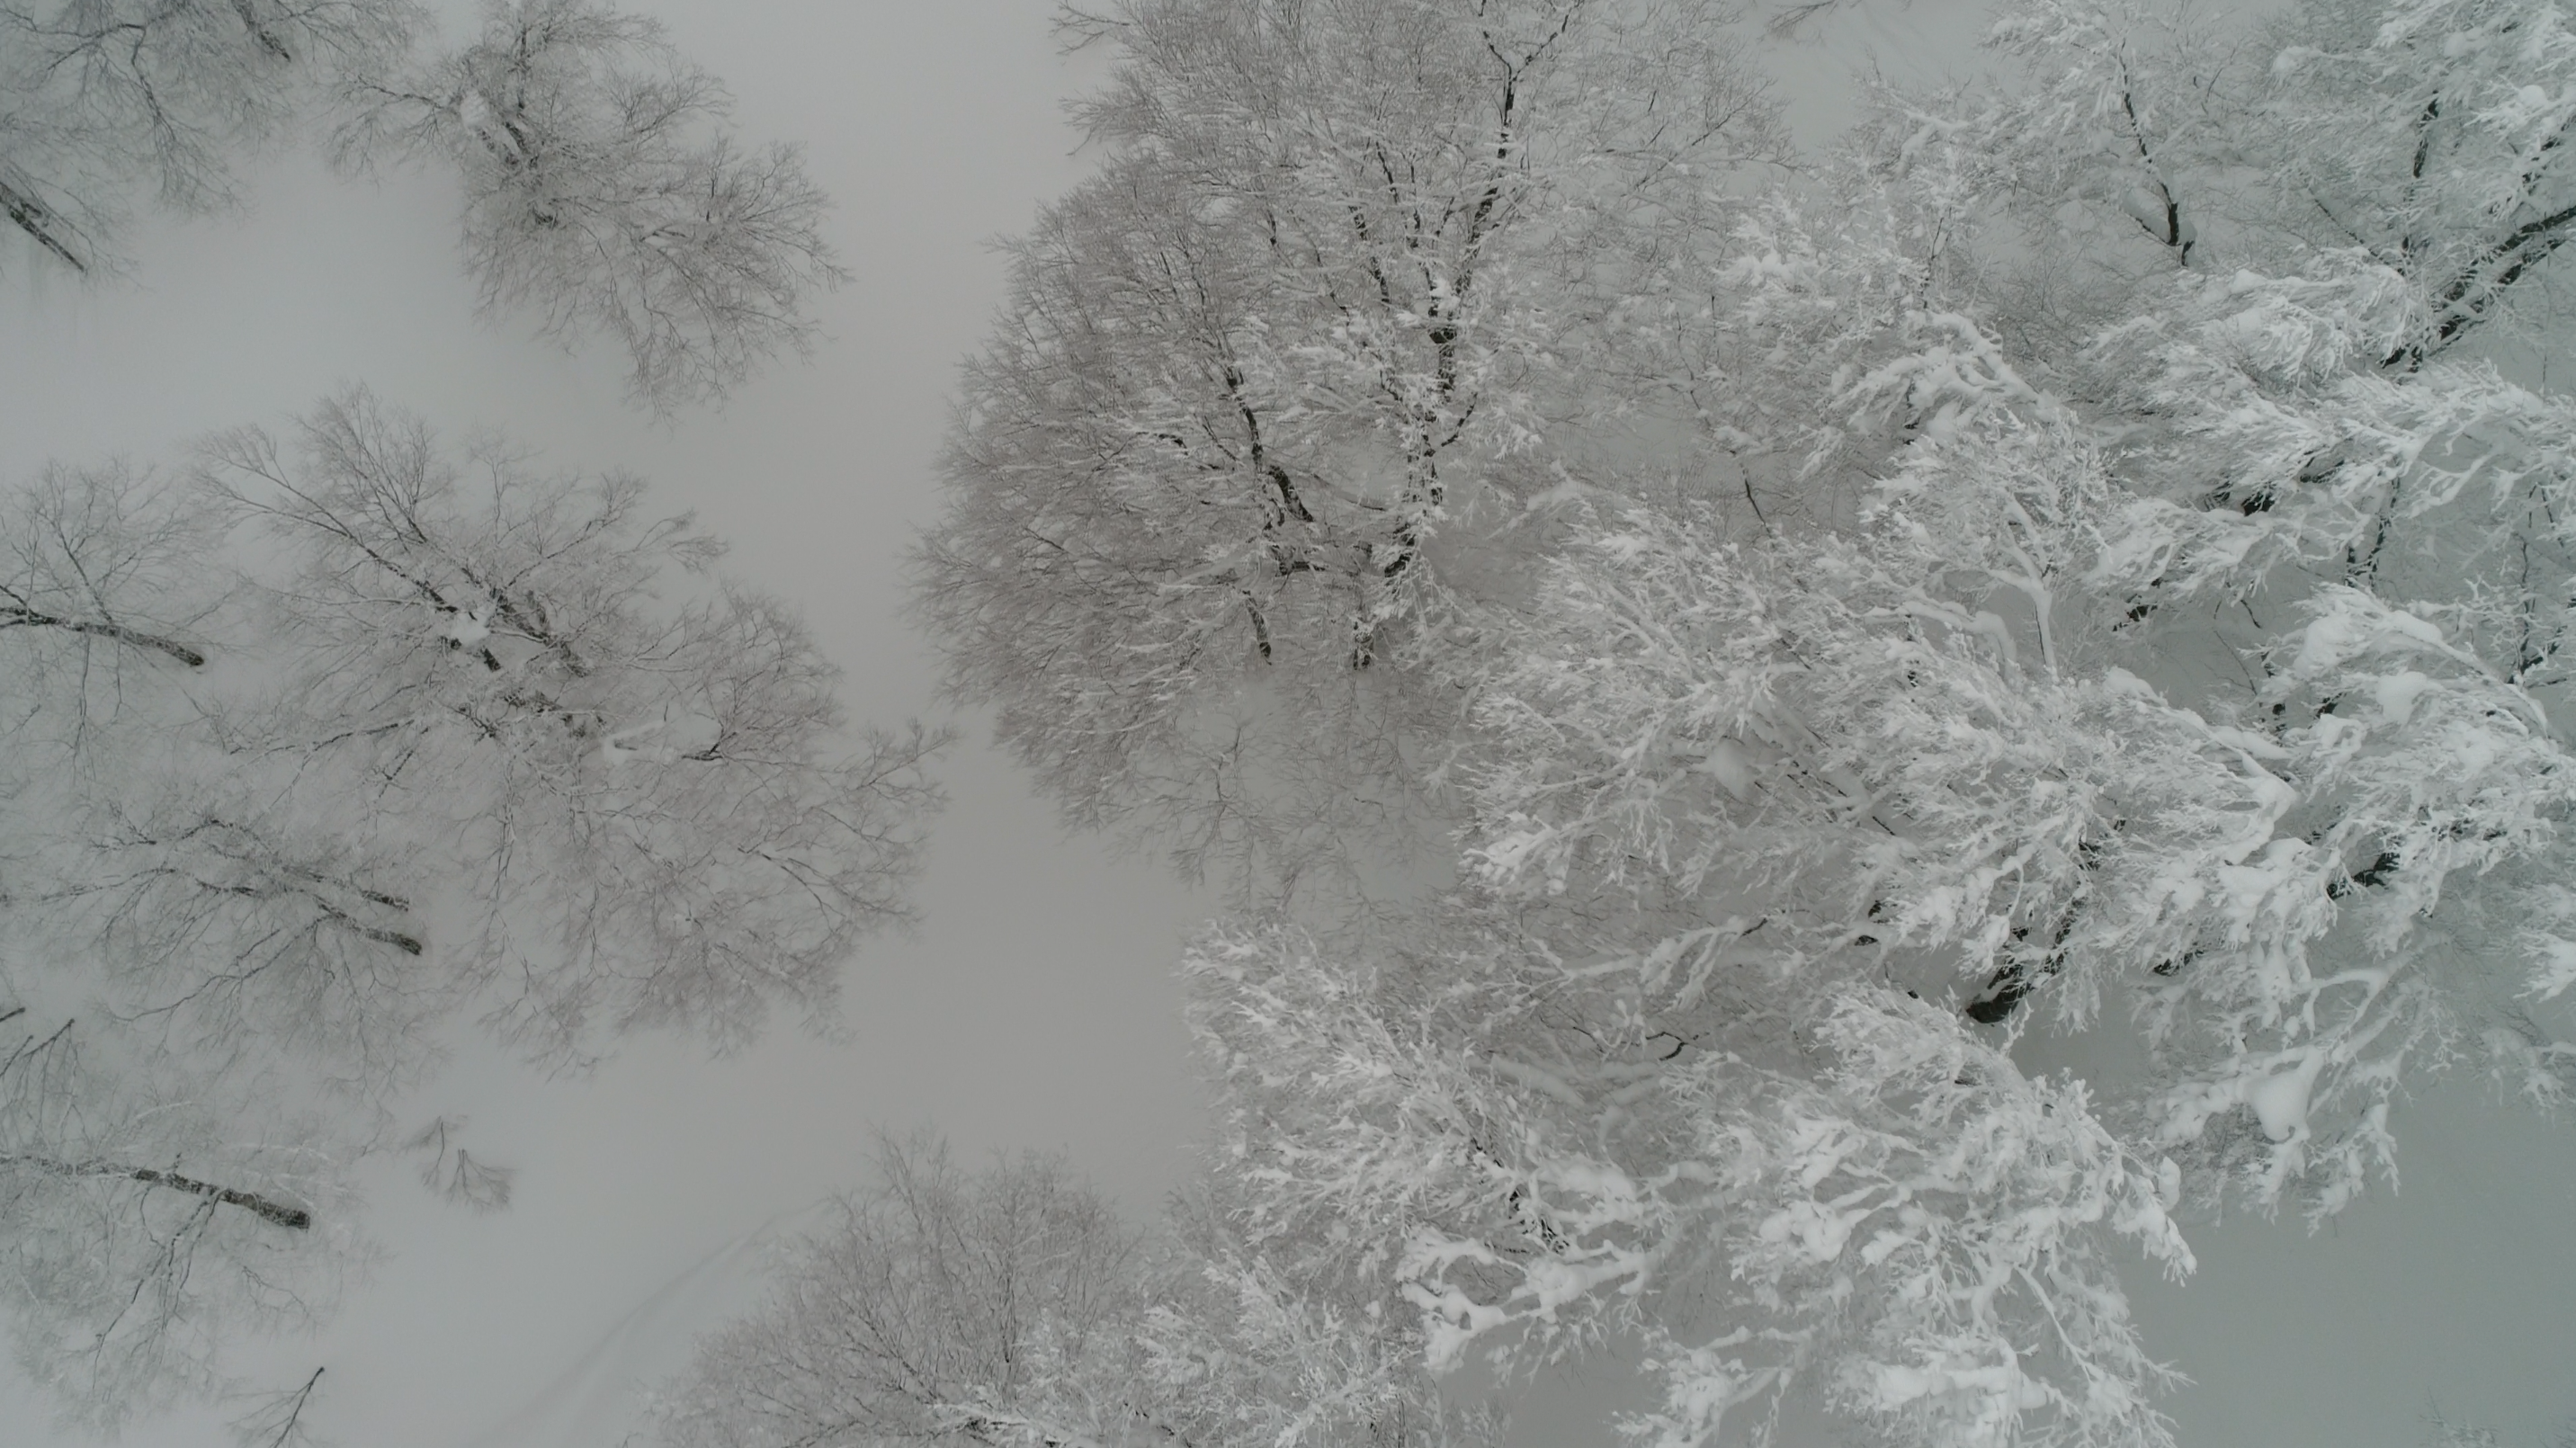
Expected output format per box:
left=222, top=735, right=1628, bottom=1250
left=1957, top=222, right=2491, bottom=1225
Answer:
left=2, top=3, right=2572, bottom=1445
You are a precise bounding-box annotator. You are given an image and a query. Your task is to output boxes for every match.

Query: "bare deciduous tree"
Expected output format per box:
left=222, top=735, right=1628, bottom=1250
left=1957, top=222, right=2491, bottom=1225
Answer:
left=0, top=999, right=354, bottom=1430
left=2, top=0, right=840, bottom=409
left=0, top=0, right=416, bottom=275
left=917, top=0, right=1786, bottom=902
left=193, top=389, right=940, bottom=1064
left=0, top=391, right=943, bottom=1426
left=650, top=1131, right=1493, bottom=1448
left=226, top=1365, right=329, bottom=1448
left=334, top=0, right=846, bottom=412
left=649, top=1132, right=1153, bottom=1448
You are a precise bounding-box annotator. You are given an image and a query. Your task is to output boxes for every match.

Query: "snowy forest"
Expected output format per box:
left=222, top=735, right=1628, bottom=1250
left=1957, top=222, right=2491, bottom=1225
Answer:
left=5, top=0, right=2576, bottom=1445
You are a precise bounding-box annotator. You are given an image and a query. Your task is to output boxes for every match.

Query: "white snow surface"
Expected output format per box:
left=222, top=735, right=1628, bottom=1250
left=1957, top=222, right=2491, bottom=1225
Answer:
left=462, top=1202, right=829, bottom=1448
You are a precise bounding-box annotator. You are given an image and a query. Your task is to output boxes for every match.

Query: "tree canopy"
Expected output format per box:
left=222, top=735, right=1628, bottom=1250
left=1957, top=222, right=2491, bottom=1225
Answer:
left=0, top=391, right=943, bottom=1428
left=3, top=0, right=920, bottom=1426
left=917, top=0, right=1788, bottom=902
left=888, top=0, right=2576, bottom=1444
left=3, top=0, right=843, bottom=412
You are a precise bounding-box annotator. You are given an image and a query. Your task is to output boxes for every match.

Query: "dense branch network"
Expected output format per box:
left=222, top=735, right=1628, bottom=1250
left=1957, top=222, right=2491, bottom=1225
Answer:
left=2, top=0, right=840, bottom=411
left=887, top=2, right=2576, bottom=1446
left=0, top=390, right=942, bottom=1427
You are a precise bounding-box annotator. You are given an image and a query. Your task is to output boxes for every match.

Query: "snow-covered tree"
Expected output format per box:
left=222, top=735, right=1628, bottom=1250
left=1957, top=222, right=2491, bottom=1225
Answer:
left=649, top=1131, right=1493, bottom=1448
left=1138, top=1179, right=1503, bottom=1448
left=917, top=0, right=1786, bottom=899
left=1, top=0, right=840, bottom=410
left=0, top=0, right=415, bottom=276
left=648, top=1133, right=1153, bottom=1448
left=334, top=0, right=845, bottom=411
left=1184, top=898, right=2189, bottom=1448
left=0, top=391, right=942, bottom=1427
left=1733, top=0, right=2576, bottom=1215
left=1181, top=0, right=2576, bottom=1440
left=0, top=1006, right=357, bottom=1431
left=903, top=0, right=2576, bottom=1444
left=191, top=389, right=938, bottom=1064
